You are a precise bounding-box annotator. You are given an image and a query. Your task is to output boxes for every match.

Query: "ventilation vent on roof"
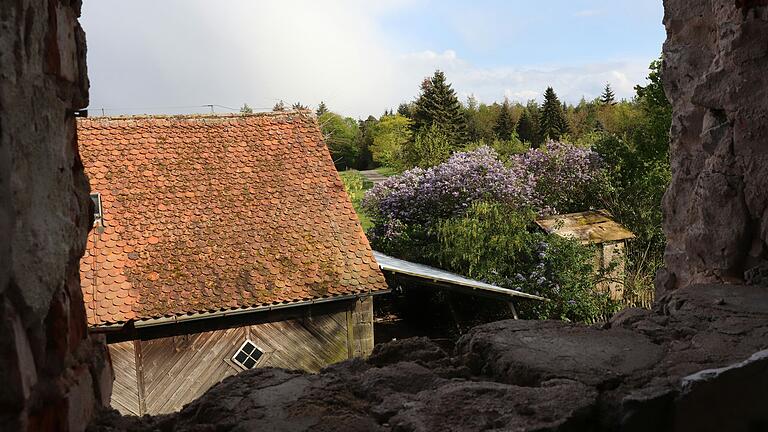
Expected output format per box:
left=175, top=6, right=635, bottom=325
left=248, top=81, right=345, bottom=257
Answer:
left=231, top=339, right=263, bottom=370
left=90, top=193, right=103, bottom=226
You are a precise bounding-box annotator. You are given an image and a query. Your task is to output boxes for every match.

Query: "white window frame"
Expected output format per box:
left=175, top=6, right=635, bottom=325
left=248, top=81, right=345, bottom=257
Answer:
left=231, top=339, right=265, bottom=371
left=90, top=192, right=103, bottom=226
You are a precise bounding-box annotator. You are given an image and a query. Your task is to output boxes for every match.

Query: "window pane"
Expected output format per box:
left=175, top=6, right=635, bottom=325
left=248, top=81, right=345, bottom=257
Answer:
left=251, top=349, right=263, bottom=362
left=234, top=351, right=248, bottom=364
left=242, top=342, right=255, bottom=355
left=243, top=357, right=256, bottom=369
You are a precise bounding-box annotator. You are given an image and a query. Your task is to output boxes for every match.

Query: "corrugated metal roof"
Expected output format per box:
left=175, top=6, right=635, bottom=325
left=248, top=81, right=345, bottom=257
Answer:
left=535, top=210, right=635, bottom=244
left=372, top=251, right=547, bottom=301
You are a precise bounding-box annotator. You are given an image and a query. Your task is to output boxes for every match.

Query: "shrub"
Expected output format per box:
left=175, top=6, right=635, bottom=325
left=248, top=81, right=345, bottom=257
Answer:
left=362, top=146, right=538, bottom=241
left=509, top=140, right=608, bottom=214
left=435, top=202, right=617, bottom=322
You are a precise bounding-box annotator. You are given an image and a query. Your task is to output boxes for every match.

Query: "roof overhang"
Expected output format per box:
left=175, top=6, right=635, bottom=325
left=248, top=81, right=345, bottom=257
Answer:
left=372, top=251, right=547, bottom=302
left=90, top=290, right=390, bottom=334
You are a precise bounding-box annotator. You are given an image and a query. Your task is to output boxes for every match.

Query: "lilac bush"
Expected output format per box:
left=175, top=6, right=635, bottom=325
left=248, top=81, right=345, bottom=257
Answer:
left=362, top=147, right=538, bottom=231
left=362, top=142, right=607, bottom=241
left=510, top=141, right=607, bottom=214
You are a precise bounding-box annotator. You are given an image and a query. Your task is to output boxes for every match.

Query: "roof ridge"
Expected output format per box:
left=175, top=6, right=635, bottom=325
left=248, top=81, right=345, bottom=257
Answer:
left=78, top=109, right=315, bottom=121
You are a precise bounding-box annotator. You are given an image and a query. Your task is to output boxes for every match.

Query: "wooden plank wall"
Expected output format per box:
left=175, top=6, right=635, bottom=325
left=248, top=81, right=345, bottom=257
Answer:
left=140, top=326, right=245, bottom=415
left=109, top=306, right=366, bottom=415
left=108, top=341, right=140, bottom=415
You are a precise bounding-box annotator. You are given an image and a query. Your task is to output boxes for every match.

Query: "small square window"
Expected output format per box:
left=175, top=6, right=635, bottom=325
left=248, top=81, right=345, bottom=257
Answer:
left=90, top=193, right=103, bottom=225
left=231, top=339, right=263, bottom=370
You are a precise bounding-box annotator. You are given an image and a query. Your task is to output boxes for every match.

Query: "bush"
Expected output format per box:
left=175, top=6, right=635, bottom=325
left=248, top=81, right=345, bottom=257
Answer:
left=509, top=141, right=609, bottom=214
left=402, top=125, right=453, bottom=168
left=362, top=146, right=538, bottom=241
left=435, top=202, right=617, bottom=322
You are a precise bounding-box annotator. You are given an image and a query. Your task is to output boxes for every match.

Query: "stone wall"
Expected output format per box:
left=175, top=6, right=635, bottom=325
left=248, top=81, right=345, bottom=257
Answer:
left=659, top=0, right=768, bottom=292
left=0, top=1, right=111, bottom=431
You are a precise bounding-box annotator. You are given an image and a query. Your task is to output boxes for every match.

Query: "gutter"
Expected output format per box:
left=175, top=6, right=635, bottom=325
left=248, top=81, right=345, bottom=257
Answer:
left=92, top=290, right=390, bottom=331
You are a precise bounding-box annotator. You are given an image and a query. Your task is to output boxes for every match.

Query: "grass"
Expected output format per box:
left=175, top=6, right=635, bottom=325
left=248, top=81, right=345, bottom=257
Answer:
left=338, top=170, right=374, bottom=231
left=374, top=166, right=400, bottom=177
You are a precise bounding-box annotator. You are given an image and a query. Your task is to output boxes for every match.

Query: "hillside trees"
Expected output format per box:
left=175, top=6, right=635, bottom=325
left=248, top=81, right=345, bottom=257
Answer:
left=411, top=70, right=468, bottom=147
left=318, top=111, right=360, bottom=169
left=494, top=99, right=516, bottom=140
left=539, top=87, right=569, bottom=141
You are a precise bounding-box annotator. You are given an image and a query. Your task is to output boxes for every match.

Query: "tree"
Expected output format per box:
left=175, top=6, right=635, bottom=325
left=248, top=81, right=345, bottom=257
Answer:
left=601, top=83, right=616, bottom=105
left=402, top=125, right=454, bottom=168
left=316, top=101, right=328, bottom=117
left=292, top=102, right=308, bottom=110
left=369, top=114, right=412, bottom=169
left=516, top=109, right=536, bottom=144
left=273, top=100, right=286, bottom=112
left=356, top=115, right=378, bottom=170
left=411, top=70, right=468, bottom=147
left=397, top=103, right=413, bottom=118
left=494, top=99, right=516, bottom=141
left=318, top=112, right=360, bottom=169
left=239, top=103, right=253, bottom=114
left=539, top=87, right=569, bottom=141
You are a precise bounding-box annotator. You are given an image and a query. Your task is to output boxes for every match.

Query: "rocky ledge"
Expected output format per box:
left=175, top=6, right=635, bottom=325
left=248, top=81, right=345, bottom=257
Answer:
left=90, top=284, right=768, bottom=432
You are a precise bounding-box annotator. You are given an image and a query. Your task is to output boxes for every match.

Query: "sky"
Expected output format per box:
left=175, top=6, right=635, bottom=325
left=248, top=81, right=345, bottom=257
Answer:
left=80, top=1, right=665, bottom=118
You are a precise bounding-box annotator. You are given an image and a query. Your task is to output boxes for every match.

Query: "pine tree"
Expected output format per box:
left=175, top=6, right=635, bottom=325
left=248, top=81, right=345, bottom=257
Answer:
left=316, top=101, right=328, bottom=116
left=397, top=103, right=412, bottom=118
left=516, top=109, right=536, bottom=144
left=410, top=70, right=468, bottom=147
left=493, top=99, right=516, bottom=141
left=539, top=87, right=569, bottom=141
left=292, top=102, right=308, bottom=110
left=273, top=100, right=286, bottom=112
left=600, top=83, right=616, bottom=105
left=239, top=103, right=253, bottom=114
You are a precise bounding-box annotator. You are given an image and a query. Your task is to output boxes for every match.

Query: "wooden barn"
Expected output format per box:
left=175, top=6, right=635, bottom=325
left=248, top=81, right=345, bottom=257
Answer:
left=77, top=112, right=389, bottom=415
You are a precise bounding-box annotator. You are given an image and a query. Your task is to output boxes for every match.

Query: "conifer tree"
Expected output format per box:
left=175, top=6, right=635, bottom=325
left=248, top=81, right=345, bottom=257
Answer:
left=240, top=103, right=253, bottom=114
left=539, top=87, right=569, bottom=141
left=493, top=99, right=516, bottom=141
left=600, top=83, right=616, bottom=105
left=516, top=109, right=536, bottom=144
left=273, top=100, right=286, bottom=112
left=410, top=70, right=468, bottom=147
left=316, top=101, right=328, bottom=116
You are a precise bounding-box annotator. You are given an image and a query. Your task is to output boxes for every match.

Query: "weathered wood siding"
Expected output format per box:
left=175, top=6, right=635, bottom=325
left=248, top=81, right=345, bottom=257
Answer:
left=108, top=341, right=140, bottom=415
left=109, top=302, right=374, bottom=415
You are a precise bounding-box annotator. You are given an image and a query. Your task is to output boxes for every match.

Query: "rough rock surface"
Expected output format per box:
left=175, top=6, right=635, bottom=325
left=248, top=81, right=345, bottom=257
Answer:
left=89, top=284, right=768, bottom=432
left=659, top=0, right=768, bottom=291
left=0, top=1, right=111, bottom=431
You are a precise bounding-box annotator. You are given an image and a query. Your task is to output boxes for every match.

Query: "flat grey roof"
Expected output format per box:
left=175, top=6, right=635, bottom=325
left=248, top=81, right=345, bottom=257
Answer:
left=372, top=251, right=547, bottom=302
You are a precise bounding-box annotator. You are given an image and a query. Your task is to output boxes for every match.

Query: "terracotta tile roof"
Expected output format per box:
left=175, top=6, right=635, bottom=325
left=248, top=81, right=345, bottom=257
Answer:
left=77, top=112, right=388, bottom=327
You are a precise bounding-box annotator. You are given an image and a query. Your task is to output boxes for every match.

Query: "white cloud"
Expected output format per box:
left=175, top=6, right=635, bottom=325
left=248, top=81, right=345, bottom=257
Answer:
left=81, top=1, right=648, bottom=119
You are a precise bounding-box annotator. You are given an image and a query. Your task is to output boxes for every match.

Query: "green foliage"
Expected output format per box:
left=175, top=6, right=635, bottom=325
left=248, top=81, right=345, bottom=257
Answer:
left=494, top=99, right=516, bottom=140
left=464, top=134, right=528, bottom=161
left=435, top=202, right=617, bottom=322
left=356, top=115, right=378, bottom=170
left=318, top=112, right=360, bottom=170
left=600, top=83, right=616, bottom=105
left=338, top=170, right=373, bottom=230
left=369, top=114, right=412, bottom=170
left=411, top=70, right=468, bottom=147
left=273, top=100, right=286, bottom=111
left=316, top=101, right=328, bottom=117
left=240, top=103, right=253, bottom=114
left=539, top=87, right=569, bottom=141
left=516, top=109, right=536, bottom=145
left=402, top=124, right=453, bottom=168
left=593, top=58, right=672, bottom=293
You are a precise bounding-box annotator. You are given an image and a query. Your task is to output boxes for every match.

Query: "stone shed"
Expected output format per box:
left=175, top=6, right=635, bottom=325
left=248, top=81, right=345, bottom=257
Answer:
left=535, top=210, right=635, bottom=301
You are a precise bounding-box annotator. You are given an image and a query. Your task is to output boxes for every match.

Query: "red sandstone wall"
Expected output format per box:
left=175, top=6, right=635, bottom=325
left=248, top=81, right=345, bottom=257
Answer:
left=659, top=0, right=768, bottom=292
left=0, top=1, right=111, bottom=430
